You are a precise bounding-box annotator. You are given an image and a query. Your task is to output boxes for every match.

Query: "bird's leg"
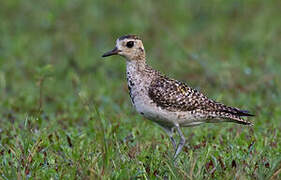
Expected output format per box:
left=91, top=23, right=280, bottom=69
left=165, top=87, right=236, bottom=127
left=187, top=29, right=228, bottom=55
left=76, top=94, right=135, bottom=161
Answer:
left=170, top=135, right=177, bottom=151
left=173, top=125, right=186, bottom=160
left=161, top=126, right=177, bottom=150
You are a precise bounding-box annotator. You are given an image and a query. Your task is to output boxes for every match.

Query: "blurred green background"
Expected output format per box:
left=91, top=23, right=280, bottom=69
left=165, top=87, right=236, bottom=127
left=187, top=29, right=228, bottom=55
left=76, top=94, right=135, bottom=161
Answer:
left=0, top=0, right=280, bottom=179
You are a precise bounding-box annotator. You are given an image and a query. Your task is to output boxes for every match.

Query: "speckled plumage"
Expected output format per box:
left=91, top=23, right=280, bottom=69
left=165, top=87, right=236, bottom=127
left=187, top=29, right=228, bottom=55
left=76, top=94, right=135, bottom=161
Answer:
left=102, top=35, right=254, bottom=159
left=148, top=74, right=253, bottom=124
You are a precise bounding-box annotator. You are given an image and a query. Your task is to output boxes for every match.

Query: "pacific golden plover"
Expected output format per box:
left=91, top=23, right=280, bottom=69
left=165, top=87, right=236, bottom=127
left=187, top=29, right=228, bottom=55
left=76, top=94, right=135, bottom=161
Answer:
left=102, top=35, right=254, bottom=159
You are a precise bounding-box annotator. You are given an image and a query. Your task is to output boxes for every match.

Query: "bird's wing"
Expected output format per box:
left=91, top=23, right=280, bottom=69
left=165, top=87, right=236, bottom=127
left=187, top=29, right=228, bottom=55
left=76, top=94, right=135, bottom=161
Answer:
left=148, top=76, right=254, bottom=121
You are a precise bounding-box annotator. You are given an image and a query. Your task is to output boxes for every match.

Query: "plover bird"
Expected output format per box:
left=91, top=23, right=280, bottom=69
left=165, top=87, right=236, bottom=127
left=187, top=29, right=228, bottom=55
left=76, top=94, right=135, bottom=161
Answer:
left=102, top=35, right=254, bottom=159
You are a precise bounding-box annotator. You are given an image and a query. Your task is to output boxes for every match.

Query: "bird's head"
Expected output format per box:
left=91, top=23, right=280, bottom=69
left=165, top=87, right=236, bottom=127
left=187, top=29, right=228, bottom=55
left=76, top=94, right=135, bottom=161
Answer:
left=102, top=35, right=145, bottom=61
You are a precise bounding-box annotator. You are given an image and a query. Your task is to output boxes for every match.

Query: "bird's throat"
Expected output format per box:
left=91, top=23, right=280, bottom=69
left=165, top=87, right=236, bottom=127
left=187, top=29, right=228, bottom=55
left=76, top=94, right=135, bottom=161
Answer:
left=126, top=59, right=146, bottom=72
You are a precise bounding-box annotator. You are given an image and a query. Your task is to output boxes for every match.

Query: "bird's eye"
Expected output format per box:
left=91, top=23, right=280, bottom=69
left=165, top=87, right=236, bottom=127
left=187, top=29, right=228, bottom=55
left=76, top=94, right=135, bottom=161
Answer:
left=126, top=41, right=134, bottom=48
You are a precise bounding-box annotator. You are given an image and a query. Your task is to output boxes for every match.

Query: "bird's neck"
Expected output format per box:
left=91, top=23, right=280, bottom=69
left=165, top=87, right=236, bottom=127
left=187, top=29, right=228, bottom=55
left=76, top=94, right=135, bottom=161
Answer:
left=126, top=59, right=147, bottom=73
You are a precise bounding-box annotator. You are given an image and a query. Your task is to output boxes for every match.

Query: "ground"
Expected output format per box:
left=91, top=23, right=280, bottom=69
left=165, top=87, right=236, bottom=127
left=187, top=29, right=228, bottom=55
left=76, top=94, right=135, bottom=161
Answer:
left=0, top=0, right=281, bottom=179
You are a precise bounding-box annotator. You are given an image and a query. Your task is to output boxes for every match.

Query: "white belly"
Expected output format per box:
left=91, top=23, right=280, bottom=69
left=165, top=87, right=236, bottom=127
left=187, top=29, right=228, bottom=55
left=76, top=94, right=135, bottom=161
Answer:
left=133, top=94, right=203, bottom=127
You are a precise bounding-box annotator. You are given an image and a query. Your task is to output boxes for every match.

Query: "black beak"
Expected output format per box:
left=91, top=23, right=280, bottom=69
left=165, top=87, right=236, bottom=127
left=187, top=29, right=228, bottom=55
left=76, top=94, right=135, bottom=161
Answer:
left=102, top=47, right=120, bottom=57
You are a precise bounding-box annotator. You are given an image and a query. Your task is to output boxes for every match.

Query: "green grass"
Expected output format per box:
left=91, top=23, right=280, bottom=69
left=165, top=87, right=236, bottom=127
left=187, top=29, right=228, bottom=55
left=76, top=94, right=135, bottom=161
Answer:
left=1, top=0, right=281, bottom=179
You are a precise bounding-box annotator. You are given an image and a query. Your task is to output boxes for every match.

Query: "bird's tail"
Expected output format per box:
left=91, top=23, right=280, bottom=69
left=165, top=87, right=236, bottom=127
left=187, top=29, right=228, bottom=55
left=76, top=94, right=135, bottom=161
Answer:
left=207, top=102, right=254, bottom=125
left=215, top=110, right=254, bottom=125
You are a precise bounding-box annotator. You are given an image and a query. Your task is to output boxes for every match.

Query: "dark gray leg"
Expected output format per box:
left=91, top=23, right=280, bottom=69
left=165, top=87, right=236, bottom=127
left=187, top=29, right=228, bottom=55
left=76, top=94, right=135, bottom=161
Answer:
left=161, top=126, right=177, bottom=150
left=170, top=136, right=177, bottom=151
left=174, top=125, right=186, bottom=160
